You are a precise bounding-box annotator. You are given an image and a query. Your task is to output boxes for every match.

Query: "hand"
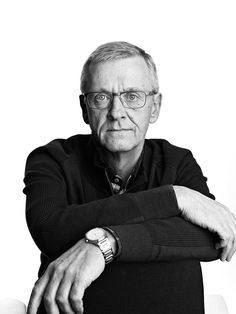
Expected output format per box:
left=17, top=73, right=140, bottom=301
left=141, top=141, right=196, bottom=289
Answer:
left=27, top=238, right=105, bottom=314
left=173, top=185, right=236, bottom=262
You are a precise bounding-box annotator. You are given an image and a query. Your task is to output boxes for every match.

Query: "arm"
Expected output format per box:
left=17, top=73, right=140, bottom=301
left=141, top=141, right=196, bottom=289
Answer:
left=24, top=148, right=229, bottom=263
left=23, top=148, right=179, bottom=259
left=109, top=216, right=220, bottom=263
left=25, top=148, right=235, bottom=314
left=173, top=185, right=236, bottom=262
left=105, top=150, right=235, bottom=262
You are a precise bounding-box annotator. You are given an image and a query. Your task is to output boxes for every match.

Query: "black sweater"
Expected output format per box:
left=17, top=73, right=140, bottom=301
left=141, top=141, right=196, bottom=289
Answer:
left=23, top=134, right=220, bottom=314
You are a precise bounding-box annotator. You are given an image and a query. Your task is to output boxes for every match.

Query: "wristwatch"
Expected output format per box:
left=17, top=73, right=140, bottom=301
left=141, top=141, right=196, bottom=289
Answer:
left=85, top=228, right=114, bottom=264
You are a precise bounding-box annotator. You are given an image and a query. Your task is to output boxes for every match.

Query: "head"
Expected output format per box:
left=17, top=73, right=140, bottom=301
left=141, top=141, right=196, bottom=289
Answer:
left=80, top=41, right=162, bottom=154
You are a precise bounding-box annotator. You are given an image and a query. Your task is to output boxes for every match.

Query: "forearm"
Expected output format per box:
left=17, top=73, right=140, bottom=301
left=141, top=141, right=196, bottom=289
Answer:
left=108, top=216, right=220, bottom=262
left=25, top=185, right=179, bottom=259
left=24, top=147, right=222, bottom=262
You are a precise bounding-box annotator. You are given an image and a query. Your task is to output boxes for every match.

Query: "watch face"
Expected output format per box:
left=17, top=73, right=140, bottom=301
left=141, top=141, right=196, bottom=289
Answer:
left=86, top=228, right=105, bottom=241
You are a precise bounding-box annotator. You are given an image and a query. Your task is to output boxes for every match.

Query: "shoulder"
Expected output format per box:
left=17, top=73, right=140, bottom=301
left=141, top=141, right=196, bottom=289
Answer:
left=145, top=138, right=193, bottom=166
left=26, top=134, right=91, bottom=165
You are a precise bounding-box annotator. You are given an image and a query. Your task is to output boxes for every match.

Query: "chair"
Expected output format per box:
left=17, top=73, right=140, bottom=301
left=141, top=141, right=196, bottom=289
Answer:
left=0, top=298, right=26, bottom=314
left=205, top=295, right=229, bottom=314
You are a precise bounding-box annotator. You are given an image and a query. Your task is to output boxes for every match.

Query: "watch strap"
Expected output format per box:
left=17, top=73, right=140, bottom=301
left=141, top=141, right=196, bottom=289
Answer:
left=103, top=227, right=122, bottom=258
left=97, top=236, right=114, bottom=264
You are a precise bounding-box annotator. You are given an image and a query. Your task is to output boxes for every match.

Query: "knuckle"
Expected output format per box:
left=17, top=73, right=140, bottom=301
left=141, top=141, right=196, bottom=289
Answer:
left=56, top=293, right=66, bottom=305
left=225, top=235, right=231, bottom=242
left=32, top=282, right=40, bottom=294
left=230, top=235, right=235, bottom=242
left=47, top=261, right=56, bottom=272
left=70, top=291, right=80, bottom=303
left=223, top=233, right=232, bottom=242
left=65, top=267, right=74, bottom=277
left=229, top=232, right=235, bottom=241
left=44, top=292, right=53, bottom=305
left=224, top=205, right=230, bottom=212
left=51, top=263, right=64, bottom=277
left=53, top=263, right=62, bottom=272
left=221, top=236, right=228, bottom=244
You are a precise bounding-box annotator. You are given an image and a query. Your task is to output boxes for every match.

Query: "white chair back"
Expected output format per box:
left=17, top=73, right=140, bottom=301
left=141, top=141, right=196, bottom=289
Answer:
left=0, top=298, right=26, bottom=314
left=205, top=295, right=229, bottom=314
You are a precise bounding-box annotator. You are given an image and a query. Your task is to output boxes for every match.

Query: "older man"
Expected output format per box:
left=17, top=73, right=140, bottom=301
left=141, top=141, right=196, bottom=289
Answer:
left=23, top=41, right=236, bottom=314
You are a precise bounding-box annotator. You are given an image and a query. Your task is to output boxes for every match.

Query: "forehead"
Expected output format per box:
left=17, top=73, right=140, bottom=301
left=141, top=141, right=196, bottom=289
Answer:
left=87, top=56, right=153, bottom=91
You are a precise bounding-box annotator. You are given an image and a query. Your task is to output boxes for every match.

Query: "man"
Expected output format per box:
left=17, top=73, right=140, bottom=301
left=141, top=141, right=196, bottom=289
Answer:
left=23, top=41, right=236, bottom=314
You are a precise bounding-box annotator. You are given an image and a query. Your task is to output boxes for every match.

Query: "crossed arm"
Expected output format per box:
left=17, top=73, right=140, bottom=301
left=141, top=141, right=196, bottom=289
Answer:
left=23, top=149, right=236, bottom=314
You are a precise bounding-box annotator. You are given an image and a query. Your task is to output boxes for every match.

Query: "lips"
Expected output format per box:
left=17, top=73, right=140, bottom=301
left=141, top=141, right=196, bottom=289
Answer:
left=107, top=129, right=132, bottom=131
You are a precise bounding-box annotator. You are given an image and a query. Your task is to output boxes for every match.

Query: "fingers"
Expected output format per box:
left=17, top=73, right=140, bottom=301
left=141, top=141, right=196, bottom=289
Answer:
left=69, top=280, right=85, bottom=314
left=216, top=239, right=229, bottom=262
left=215, top=214, right=236, bottom=262
left=35, top=264, right=86, bottom=314
left=27, top=273, right=50, bottom=314
left=55, top=276, right=76, bottom=314
left=218, top=236, right=236, bottom=262
left=43, top=272, right=61, bottom=314
left=226, top=240, right=236, bottom=261
left=220, top=243, right=232, bottom=262
left=27, top=239, right=103, bottom=314
left=223, top=212, right=236, bottom=261
left=210, top=204, right=236, bottom=262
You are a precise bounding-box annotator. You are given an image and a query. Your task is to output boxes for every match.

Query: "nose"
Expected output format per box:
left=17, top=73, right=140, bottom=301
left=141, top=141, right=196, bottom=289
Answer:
left=107, top=95, right=126, bottom=121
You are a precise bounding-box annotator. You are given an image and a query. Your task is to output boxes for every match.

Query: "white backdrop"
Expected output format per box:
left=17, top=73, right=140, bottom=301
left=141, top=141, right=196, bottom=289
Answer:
left=0, top=0, right=235, bottom=312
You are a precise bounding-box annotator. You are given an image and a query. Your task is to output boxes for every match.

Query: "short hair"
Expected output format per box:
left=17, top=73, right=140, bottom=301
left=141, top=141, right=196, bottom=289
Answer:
left=80, top=41, right=159, bottom=93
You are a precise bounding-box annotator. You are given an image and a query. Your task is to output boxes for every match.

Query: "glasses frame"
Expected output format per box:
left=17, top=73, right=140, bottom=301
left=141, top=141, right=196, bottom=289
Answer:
left=83, top=90, right=159, bottom=110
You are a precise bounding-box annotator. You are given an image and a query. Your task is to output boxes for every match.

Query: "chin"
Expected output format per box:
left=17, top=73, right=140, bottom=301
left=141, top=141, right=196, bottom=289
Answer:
left=102, top=139, right=136, bottom=153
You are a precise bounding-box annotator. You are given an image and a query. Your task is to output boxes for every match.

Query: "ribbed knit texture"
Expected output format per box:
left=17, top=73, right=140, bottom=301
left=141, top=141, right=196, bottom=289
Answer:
left=23, top=134, right=219, bottom=314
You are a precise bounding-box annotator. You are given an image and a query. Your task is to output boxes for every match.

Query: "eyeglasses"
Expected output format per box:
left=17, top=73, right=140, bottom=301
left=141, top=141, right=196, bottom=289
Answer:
left=83, top=90, right=158, bottom=110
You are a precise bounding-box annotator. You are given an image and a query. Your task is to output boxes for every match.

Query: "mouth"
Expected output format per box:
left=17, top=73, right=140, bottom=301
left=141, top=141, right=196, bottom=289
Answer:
left=107, top=129, right=132, bottom=132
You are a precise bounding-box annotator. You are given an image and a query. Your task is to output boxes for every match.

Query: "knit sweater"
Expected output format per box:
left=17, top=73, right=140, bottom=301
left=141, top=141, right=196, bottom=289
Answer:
left=23, top=134, right=219, bottom=314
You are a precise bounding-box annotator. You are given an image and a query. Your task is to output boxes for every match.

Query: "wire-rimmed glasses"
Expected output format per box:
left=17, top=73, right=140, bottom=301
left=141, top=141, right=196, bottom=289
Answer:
left=83, top=90, right=158, bottom=110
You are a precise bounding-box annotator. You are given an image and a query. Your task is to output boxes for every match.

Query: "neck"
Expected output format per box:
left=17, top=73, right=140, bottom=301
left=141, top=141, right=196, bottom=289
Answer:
left=104, top=143, right=144, bottom=181
left=95, top=143, right=144, bottom=180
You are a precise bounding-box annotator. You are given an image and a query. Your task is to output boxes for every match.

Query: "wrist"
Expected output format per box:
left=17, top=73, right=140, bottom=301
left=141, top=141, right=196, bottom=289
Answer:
left=105, top=229, right=117, bottom=256
left=85, top=227, right=114, bottom=264
left=172, top=185, right=188, bottom=214
left=103, top=227, right=122, bottom=258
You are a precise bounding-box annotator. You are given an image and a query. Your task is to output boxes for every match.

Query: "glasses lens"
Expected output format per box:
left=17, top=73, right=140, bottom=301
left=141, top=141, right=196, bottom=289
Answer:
left=121, top=91, right=145, bottom=108
left=87, top=93, right=111, bottom=109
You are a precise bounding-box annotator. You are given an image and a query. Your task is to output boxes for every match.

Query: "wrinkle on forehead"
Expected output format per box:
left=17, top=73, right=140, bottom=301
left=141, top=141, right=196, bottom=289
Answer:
left=86, top=56, right=153, bottom=93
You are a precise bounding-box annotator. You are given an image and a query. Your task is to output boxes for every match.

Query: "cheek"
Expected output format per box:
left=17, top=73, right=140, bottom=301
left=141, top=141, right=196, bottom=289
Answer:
left=127, top=109, right=151, bottom=134
left=88, top=111, right=106, bottom=135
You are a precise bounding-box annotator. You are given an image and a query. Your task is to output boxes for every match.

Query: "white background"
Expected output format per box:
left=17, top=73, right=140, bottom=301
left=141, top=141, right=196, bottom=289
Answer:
left=0, top=0, right=235, bottom=312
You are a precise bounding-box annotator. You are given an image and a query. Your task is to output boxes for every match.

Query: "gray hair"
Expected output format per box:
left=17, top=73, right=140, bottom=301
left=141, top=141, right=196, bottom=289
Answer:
left=80, top=41, right=159, bottom=93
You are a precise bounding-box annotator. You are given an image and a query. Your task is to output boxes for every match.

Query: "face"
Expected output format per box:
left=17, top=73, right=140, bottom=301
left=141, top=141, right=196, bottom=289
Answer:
left=81, top=56, right=161, bottom=153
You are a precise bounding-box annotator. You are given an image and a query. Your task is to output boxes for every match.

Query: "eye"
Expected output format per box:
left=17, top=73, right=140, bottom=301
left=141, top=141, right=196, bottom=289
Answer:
left=94, top=93, right=110, bottom=102
left=124, top=92, right=138, bottom=101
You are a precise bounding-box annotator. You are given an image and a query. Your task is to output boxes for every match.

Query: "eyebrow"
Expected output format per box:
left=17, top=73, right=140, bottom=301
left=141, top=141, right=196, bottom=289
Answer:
left=123, top=87, right=144, bottom=92
left=93, top=87, right=145, bottom=93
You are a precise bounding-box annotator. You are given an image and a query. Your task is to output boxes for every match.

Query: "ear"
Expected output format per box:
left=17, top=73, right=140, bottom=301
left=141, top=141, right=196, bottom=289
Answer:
left=79, top=95, right=90, bottom=125
left=150, top=93, right=162, bottom=124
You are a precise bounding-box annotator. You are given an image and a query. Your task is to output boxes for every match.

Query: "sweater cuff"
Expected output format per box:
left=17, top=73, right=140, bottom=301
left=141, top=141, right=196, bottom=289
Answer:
left=106, top=224, right=152, bottom=262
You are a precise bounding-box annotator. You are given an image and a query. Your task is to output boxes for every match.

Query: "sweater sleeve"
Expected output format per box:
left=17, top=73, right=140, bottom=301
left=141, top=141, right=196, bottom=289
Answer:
left=107, top=150, right=220, bottom=262
left=23, top=149, right=179, bottom=259
left=109, top=217, right=220, bottom=262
